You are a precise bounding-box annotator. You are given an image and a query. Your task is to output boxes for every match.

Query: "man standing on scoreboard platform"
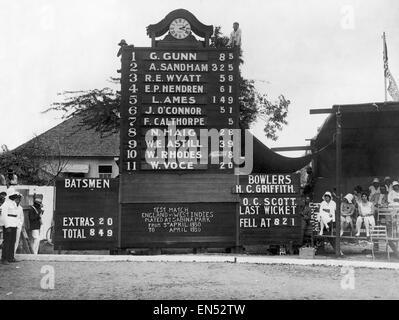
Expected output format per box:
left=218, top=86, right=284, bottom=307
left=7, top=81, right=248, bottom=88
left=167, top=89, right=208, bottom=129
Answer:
left=228, top=22, right=241, bottom=48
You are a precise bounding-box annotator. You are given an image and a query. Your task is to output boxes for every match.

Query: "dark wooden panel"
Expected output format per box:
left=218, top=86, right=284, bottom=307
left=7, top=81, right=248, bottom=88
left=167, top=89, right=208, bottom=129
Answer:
left=120, top=202, right=236, bottom=248
left=238, top=173, right=303, bottom=246
left=234, top=173, right=301, bottom=194
left=120, top=47, right=240, bottom=174
left=54, top=179, right=119, bottom=250
left=120, top=173, right=239, bottom=203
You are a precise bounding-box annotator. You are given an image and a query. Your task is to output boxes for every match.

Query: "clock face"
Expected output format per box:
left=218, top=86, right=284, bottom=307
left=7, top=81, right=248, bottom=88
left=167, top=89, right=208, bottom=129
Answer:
left=169, top=18, right=191, bottom=39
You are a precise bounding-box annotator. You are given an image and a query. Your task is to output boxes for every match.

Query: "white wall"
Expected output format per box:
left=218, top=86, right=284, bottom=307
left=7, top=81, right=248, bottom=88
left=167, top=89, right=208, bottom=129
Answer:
left=46, top=157, right=119, bottom=178
left=0, top=185, right=55, bottom=241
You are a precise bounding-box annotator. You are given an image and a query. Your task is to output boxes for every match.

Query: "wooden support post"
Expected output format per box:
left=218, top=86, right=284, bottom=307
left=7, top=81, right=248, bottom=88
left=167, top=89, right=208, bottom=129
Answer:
left=335, top=109, right=342, bottom=257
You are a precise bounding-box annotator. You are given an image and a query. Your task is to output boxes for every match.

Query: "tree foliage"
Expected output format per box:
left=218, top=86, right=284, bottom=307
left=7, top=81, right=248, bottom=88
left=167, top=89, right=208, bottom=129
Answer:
left=0, top=136, right=68, bottom=185
left=45, top=27, right=290, bottom=140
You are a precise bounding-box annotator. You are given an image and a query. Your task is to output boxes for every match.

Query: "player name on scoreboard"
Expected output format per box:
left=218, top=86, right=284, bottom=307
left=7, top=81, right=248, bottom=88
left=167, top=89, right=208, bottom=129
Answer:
left=120, top=47, right=240, bottom=172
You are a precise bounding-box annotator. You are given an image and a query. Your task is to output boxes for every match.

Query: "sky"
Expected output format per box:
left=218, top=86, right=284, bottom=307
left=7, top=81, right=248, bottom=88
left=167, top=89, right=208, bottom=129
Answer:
left=0, top=0, right=398, bottom=156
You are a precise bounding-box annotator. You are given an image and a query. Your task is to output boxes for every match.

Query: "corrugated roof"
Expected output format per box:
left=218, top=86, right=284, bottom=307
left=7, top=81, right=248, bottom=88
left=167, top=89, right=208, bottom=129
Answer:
left=16, top=116, right=119, bottom=157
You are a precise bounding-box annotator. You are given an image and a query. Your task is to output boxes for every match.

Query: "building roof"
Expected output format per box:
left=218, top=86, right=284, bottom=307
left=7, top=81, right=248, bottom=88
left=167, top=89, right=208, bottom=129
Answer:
left=15, top=115, right=311, bottom=172
left=16, top=116, right=119, bottom=157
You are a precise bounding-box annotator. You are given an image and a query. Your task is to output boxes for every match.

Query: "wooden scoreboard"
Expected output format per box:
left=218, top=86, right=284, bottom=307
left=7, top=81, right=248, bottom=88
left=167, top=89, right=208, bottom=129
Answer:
left=54, top=179, right=119, bottom=250
left=235, top=174, right=303, bottom=246
left=119, top=9, right=240, bottom=248
left=53, top=10, right=305, bottom=252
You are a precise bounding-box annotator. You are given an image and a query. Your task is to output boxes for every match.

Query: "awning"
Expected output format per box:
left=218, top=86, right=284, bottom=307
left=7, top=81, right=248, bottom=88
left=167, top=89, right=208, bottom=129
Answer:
left=251, top=134, right=312, bottom=173
left=61, top=164, right=89, bottom=173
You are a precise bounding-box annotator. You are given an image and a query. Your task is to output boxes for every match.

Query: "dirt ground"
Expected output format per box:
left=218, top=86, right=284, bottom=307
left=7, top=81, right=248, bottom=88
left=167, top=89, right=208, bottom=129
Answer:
left=1, top=260, right=399, bottom=300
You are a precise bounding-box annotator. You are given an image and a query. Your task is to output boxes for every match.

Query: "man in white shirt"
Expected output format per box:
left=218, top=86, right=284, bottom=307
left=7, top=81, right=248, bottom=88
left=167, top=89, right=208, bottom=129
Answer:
left=227, top=22, right=241, bottom=48
left=388, top=181, right=399, bottom=206
left=1, top=188, right=23, bottom=264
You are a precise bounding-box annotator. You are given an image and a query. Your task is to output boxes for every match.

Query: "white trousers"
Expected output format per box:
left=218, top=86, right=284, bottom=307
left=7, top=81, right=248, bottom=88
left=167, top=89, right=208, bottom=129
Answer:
left=30, top=229, right=40, bottom=254
left=356, top=216, right=375, bottom=235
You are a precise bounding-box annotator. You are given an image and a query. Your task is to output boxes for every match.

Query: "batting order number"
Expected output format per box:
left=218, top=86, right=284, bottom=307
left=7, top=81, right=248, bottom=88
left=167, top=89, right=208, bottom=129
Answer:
left=126, top=50, right=139, bottom=171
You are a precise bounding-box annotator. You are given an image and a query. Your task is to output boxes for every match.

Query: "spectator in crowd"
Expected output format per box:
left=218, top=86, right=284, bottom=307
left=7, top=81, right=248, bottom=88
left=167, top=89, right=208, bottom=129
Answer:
left=340, top=193, right=355, bottom=236
left=28, top=194, right=44, bottom=254
left=0, top=191, right=7, bottom=245
left=384, top=176, right=393, bottom=193
left=227, top=22, right=241, bottom=48
left=377, top=184, right=389, bottom=207
left=303, top=166, right=314, bottom=199
left=388, top=181, right=399, bottom=206
left=5, top=169, right=18, bottom=187
left=1, top=188, right=23, bottom=264
left=356, top=192, right=375, bottom=237
left=369, top=178, right=380, bottom=198
left=317, top=191, right=336, bottom=235
left=353, top=185, right=363, bottom=206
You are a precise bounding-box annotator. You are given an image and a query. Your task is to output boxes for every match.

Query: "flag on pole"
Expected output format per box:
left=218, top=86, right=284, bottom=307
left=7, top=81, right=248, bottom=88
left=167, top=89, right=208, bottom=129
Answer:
left=383, top=32, right=399, bottom=101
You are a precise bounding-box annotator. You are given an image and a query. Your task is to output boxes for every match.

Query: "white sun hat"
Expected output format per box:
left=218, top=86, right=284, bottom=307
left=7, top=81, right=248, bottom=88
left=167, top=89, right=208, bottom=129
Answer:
left=344, top=193, right=354, bottom=203
left=323, top=191, right=332, bottom=199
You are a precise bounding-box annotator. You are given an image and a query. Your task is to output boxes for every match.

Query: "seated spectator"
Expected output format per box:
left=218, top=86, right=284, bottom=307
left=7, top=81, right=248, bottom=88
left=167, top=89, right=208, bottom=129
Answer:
left=317, top=191, right=336, bottom=235
left=353, top=185, right=363, bottom=206
left=384, top=176, right=393, bottom=193
left=388, top=181, right=399, bottom=206
left=376, top=185, right=389, bottom=207
left=340, top=193, right=355, bottom=236
left=356, top=192, right=375, bottom=237
left=353, top=185, right=363, bottom=217
left=369, top=178, right=380, bottom=199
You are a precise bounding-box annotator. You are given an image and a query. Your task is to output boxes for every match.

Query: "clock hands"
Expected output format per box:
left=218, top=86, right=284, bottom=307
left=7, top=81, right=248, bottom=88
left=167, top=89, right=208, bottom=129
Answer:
left=178, top=24, right=190, bottom=32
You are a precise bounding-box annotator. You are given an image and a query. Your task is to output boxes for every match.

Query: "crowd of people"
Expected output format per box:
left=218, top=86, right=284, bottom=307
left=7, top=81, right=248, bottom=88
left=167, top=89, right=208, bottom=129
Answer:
left=316, top=176, right=399, bottom=237
left=0, top=170, right=44, bottom=264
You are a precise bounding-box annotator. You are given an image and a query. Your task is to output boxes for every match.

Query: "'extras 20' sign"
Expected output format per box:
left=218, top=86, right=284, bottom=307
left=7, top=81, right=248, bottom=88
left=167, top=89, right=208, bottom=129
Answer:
left=54, top=179, right=118, bottom=250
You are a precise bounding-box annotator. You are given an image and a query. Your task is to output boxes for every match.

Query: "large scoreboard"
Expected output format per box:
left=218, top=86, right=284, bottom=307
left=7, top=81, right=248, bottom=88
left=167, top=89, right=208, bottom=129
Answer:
left=120, top=47, right=240, bottom=173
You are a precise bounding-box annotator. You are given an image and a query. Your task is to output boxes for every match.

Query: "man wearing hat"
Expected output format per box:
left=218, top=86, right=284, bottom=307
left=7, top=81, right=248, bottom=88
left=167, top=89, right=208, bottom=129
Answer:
left=384, top=176, right=393, bottom=193
left=5, top=169, right=18, bottom=188
left=1, top=188, right=23, bottom=264
left=28, top=194, right=44, bottom=254
left=369, top=178, right=380, bottom=196
left=117, top=39, right=127, bottom=58
left=388, top=181, right=399, bottom=207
